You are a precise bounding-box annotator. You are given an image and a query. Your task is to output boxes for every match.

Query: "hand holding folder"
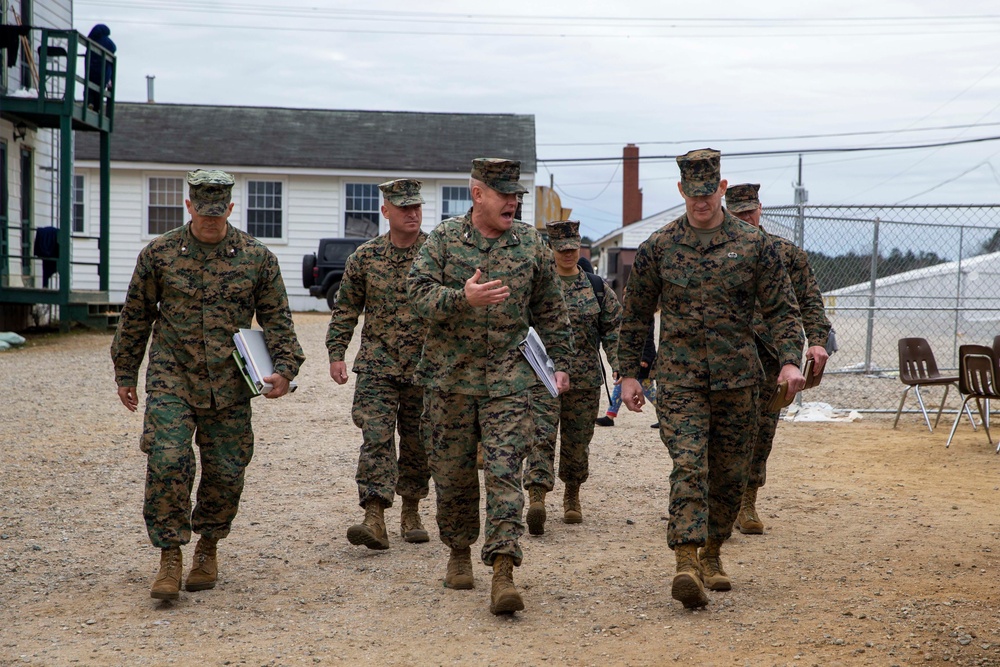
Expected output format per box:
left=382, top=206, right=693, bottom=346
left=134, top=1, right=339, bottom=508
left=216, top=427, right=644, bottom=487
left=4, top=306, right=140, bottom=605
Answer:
left=233, top=328, right=298, bottom=397
left=765, top=356, right=820, bottom=413
left=519, top=327, right=559, bottom=398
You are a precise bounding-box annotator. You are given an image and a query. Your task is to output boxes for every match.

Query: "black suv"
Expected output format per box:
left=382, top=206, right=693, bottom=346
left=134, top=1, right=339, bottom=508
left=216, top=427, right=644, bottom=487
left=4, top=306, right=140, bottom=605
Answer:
left=302, top=238, right=369, bottom=309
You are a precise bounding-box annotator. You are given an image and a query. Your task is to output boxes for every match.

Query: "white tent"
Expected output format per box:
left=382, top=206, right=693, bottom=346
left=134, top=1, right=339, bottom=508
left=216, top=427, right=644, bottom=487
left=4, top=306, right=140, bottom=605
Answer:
left=826, top=251, right=1000, bottom=323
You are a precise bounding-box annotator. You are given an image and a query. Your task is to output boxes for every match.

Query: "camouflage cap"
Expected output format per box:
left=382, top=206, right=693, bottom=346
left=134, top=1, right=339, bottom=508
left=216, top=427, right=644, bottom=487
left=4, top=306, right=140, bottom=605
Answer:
left=725, top=183, right=761, bottom=213
left=187, top=169, right=235, bottom=216
left=471, top=158, right=528, bottom=195
left=545, top=220, right=581, bottom=251
left=378, top=178, right=425, bottom=207
left=676, top=148, right=721, bottom=197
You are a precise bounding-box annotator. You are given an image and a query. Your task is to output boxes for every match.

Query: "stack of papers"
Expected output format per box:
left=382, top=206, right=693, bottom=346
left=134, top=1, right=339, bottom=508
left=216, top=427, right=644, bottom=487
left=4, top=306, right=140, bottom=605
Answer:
left=519, top=327, right=559, bottom=398
left=233, top=328, right=297, bottom=396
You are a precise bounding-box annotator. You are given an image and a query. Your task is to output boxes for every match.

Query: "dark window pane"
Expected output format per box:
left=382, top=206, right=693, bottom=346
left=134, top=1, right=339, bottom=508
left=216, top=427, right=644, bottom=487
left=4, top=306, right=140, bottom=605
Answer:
left=147, top=177, right=185, bottom=234
left=72, top=174, right=85, bottom=233
left=247, top=180, right=283, bottom=238
left=344, top=184, right=380, bottom=238
left=441, top=185, right=471, bottom=221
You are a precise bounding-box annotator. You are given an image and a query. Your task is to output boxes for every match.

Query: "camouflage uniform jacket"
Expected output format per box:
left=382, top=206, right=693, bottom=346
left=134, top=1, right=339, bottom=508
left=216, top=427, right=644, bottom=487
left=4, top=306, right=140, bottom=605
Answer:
left=408, top=213, right=574, bottom=397
left=753, top=228, right=831, bottom=352
left=111, top=222, right=305, bottom=409
left=619, top=210, right=804, bottom=391
left=558, top=271, right=622, bottom=388
left=326, top=231, right=428, bottom=381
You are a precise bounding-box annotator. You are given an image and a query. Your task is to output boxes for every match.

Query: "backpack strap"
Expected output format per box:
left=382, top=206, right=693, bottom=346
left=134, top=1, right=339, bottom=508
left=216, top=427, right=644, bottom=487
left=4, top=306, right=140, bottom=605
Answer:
left=585, top=270, right=605, bottom=317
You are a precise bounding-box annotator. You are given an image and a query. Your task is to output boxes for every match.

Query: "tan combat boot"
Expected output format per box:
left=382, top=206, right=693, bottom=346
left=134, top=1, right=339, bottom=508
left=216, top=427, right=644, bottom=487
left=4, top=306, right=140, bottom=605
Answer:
left=671, top=544, right=709, bottom=609
left=736, top=486, right=764, bottom=535
left=400, top=497, right=429, bottom=543
left=346, top=498, right=390, bottom=550
left=489, top=555, right=524, bottom=615
left=444, top=547, right=474, bottom=590
left=185, top=536, right=218, bottom=591
left=563, top=483, right=583, bottom=524
left=150, top=547, right=183, bottom=600
left=526, top=486, right=547, bottom=536
left=698, top=538, right=732, bottom=591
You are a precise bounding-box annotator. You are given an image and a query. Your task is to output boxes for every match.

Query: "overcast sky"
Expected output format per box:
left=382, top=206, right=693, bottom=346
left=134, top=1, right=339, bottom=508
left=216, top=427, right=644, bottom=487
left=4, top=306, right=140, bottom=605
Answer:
left=73, top=1, right=1000, bottom=241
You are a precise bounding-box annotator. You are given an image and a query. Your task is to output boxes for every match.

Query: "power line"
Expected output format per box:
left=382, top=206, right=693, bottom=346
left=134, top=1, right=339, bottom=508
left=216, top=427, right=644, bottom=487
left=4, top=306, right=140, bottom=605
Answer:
left=73, top=16, right=1000, bottom=39
left=538, top=135, right=1000, bottom=165
left=894, top=161, right=993, bottom=203
left=553, top=162, right=622, bottom=202
left=78, top=2, right=1000, bottom=26
left=74, top=3, right=1000, bottom=38
left=840, top=83, right=1000, bottom=201
left=538, top=121, right=1000, bottom=147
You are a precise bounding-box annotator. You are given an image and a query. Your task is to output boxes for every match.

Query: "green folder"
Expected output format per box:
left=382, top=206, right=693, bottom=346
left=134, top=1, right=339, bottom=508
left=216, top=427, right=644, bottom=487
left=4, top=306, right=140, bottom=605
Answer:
left=232, top=349, right=262, bottom=397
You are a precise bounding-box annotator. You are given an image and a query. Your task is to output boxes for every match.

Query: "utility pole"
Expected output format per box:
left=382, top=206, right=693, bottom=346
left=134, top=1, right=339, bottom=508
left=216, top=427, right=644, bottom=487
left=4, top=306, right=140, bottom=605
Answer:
left=794, top=153, right=807, bottom=248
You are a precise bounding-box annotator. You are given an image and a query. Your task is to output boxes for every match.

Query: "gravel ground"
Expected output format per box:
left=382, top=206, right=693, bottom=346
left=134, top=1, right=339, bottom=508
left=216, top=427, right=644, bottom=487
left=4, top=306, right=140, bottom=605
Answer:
left=2, top=311, right=1000, bottom=666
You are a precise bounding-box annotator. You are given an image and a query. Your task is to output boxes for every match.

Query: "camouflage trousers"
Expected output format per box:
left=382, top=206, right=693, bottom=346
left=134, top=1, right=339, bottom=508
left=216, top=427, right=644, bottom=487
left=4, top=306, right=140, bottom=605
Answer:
left=655, top=386, right=758, bottom=548
left=747, top=347, right=783, bottom=489
left=140, top=393, right=254, bottom=549
left=424, top=389, right=532, bottom=566
left=351, top=373, right=430, bottom=507
left=524, top=385, right=600, bottom=491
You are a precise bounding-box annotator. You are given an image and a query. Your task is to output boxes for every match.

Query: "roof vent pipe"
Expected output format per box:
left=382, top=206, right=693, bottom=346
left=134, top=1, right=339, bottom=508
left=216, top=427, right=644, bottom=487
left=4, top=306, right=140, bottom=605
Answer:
left=146, top=75, right=155, bottom=103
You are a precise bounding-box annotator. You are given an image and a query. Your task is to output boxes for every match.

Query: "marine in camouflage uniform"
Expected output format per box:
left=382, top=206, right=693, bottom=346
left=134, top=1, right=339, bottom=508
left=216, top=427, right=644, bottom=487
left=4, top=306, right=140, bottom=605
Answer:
left=326, top=178, right=431, bottom=550
left=618, top=149, right=805, bottom=608
left=725, top=183, right=831, bottom=535
left=111, top=169, right=304, bottom=600
left=408, top=158, right=573, bottom=615
left=524, top=219, right=621, bottom=535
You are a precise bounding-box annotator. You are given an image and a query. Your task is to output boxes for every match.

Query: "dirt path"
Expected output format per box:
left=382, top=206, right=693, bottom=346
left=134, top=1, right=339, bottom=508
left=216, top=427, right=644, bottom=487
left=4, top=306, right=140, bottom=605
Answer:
left=2, top=312, right=999, bottom=666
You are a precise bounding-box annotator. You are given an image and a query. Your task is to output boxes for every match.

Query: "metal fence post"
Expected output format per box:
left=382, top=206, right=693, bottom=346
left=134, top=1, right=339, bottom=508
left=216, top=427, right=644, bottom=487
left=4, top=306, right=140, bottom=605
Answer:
left=794, top=155, right=806, bottom=248
left=795, top=205, right=805, bottom=249
left=952, top=226, right=964, bottom=366
left=864, top=217, right=880, bottom=373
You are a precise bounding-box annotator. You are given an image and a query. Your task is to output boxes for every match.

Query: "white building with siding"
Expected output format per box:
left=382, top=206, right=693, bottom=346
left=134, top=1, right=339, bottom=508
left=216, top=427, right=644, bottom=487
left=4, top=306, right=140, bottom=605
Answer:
left=74, top=102, right=537, bottom=311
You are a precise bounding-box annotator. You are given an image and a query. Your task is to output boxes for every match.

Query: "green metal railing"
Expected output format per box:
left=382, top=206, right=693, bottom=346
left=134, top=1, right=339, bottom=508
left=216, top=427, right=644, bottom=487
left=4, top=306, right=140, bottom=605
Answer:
left=3, top=28, right=116, bottom=132
left=1, top=28, right=115, bottom=329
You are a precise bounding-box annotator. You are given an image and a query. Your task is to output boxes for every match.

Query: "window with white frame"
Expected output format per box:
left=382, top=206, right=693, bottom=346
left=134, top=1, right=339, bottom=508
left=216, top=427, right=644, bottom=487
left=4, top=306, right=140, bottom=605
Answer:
left=344, top=183, right=380, bottom=238
left=72, top=174, right=85, bottom=233
left=147, top=176, right=185, bottom=235
left=441, top=185, right=471, bottom=221
left=247, top=180, right=283, bottom=239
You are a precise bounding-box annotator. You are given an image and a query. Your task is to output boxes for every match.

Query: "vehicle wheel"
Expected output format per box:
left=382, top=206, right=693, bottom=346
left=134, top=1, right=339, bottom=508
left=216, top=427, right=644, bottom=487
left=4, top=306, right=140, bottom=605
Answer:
left=326, top=281, right=342, bottom=310
left=302, top=254, right=317, bottom=289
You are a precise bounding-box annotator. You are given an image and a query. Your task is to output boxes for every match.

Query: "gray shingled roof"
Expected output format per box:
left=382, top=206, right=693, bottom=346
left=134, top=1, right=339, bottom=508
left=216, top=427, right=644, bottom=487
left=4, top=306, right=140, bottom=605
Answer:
left=75, top=102, right=536, bottom=172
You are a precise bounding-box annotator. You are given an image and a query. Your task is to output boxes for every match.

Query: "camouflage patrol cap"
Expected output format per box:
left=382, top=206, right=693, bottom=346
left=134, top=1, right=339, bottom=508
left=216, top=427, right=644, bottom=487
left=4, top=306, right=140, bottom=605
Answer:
left=187, top=169, right=235, bottom=216
left=676, top=148, right=721, bottom=197
left=725, top=183, right=761, bottom=213
left=545, top=220, right=581, bottom=251
left=378, top=178, right=425, bottom=207
left=471, top=158, right=528, bottom=195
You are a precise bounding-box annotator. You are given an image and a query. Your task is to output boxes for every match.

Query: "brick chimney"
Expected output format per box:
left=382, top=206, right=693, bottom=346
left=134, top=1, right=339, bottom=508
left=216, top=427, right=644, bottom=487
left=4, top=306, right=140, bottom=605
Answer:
left=622, top=143, right=642, bottom=226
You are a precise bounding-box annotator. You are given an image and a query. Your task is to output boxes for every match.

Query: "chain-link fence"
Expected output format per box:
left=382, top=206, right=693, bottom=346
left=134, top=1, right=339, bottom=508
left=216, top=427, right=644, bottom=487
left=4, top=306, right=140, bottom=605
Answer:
left=761, top=205, right=1000, bottom=416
